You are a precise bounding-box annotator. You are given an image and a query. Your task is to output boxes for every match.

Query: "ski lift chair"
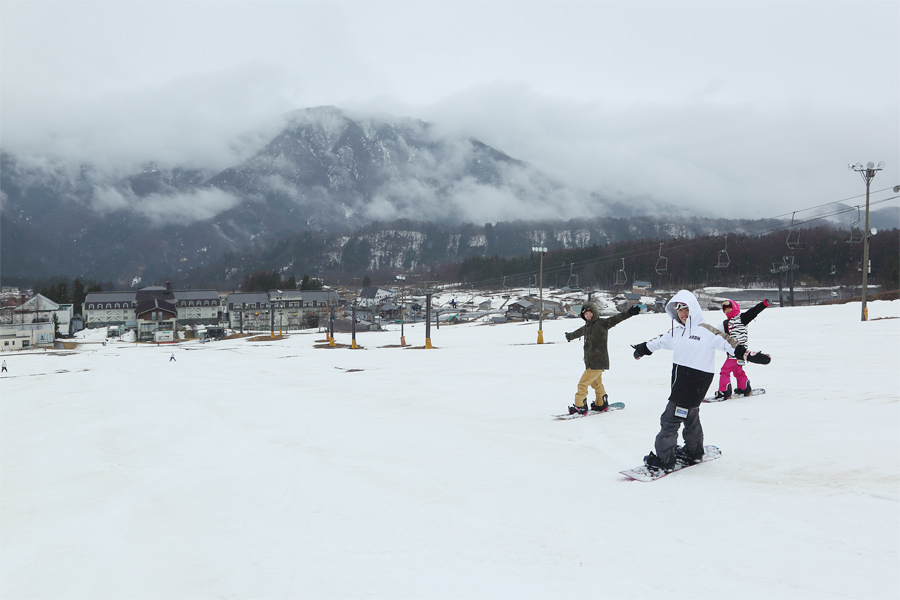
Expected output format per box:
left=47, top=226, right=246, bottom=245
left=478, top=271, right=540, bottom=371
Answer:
left=566, top=263, right=579, bottom=290
left=715, top=236, right=730, bottom=269
left=786, top=212, right=804, bottom=250
left=845, top=207, right=864, bottom=244
left=614, top=259, right=627, bottom=286
left=655, top=243, right=668, bottom=274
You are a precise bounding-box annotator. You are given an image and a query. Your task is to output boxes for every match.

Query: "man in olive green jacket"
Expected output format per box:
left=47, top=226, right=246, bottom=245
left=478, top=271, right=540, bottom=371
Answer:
left=565, top=301, right=641, bottom=414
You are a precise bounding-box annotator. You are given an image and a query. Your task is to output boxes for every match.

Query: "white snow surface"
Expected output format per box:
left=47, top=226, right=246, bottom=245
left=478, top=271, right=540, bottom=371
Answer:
left=2, top=299, right=899, bottom=599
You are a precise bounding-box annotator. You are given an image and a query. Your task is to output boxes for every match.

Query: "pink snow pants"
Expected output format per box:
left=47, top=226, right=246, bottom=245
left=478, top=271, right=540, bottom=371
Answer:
left=718, top=358, right=749, bottom=391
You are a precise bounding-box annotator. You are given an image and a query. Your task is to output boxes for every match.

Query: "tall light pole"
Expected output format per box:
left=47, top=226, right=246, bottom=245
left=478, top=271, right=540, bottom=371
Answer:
left=532, top=246, right=547, bottom=344
left=396, top=275, right=407, bottom=346
left=848, top=161, right=884, bottom=321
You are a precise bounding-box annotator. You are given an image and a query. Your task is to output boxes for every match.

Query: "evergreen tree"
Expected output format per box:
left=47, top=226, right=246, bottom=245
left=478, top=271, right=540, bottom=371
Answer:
left=72, top=279, right=86, bottom=313
left=56, top=282, right=70, bottom=304
left=300, top=275, right=324, bottom=291
left=882, top=253, right=899, bottom=291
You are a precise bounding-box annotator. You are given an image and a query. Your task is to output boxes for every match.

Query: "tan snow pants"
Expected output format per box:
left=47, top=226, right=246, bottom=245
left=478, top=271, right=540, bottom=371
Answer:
left=574, top=368, right=607, bottom=407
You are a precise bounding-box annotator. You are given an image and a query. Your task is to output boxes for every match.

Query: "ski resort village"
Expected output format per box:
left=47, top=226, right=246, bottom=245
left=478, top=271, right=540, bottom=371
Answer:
left=2, top=280, right=665, bottom=349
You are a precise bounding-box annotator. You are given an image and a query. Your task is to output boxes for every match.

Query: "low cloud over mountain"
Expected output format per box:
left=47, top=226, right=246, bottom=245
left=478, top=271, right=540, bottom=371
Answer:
left=2, top=107, right=654, bottom=282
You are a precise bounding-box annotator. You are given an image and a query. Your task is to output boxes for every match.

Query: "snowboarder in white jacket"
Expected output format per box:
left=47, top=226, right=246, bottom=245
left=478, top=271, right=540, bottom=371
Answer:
left=631, top=290, right=771, bottom=473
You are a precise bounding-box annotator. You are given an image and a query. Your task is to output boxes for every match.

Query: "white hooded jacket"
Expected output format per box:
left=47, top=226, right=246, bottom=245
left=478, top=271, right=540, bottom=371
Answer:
left=645, top=290, right=738, bottom=374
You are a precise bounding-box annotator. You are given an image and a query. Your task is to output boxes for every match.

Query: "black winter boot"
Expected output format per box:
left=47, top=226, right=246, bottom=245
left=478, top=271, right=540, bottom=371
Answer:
left=735, top=382, right=752, bottom=397
left=568, top=402, right=588, bottom=415
left=590, top=394, right=609, bottom=412
left=714, top=384, right=732, bottom=400
left=676, top=445, right=702, bottom=465
left=643, top=451, right=675, bottom=473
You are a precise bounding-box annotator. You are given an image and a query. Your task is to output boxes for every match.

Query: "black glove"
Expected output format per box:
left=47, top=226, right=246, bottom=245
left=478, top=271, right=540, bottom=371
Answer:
left=747, top=351, right=771, bottom=364
left=565, top=332, right=574, bottom=342
left=627, top=304, right=641, bottom=316
left=632, top=342, right=652, bottom=359
left=736, top=344, right=771, bottom=364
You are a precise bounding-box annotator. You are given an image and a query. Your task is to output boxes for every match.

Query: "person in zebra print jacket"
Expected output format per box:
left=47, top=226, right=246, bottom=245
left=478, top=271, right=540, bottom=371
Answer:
left=714, top=299, right=770, bottom=399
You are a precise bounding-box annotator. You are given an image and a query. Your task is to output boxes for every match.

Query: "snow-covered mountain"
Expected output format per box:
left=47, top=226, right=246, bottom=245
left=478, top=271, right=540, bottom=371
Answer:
left=2, top=106, right=895, bottom=286
left=1, top=107, right=626, bottom=283
left=203, top=106, right=613, bottom=229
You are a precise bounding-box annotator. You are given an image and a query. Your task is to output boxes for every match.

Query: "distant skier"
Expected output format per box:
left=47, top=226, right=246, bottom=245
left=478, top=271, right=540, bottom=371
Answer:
left=169, top=353, right=176, bottom=362
left=631, top=290, right=772, bottom=473
left=564, top=301, right=640, bottom=414
left=1, top=360, right=7, bottom=373
left=714, top=299, right=770, bottom=399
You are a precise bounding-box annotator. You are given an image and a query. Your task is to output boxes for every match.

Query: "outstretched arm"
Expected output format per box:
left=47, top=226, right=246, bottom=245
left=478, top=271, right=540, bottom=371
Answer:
left=565, top=325, right=586, bottom=342
left=740, top=299, right=770, bottom=325
left=633, top=330, right=674, bottom=359
left=604, top=306, right=639, bottom=329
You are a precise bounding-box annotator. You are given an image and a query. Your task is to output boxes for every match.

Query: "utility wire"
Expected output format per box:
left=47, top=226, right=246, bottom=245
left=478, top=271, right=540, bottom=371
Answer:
left=452, top=191, right=900, bottom=290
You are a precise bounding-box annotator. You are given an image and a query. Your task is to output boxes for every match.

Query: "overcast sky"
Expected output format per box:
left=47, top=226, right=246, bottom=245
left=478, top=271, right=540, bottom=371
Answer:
left=2, top=0, right=898, bottom=221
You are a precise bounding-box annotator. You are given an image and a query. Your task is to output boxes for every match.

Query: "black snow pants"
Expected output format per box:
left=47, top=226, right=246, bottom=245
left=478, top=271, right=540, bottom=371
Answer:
left=654, top=402, right=704, bottom=467
left=654, top=364, right=713, bottom=466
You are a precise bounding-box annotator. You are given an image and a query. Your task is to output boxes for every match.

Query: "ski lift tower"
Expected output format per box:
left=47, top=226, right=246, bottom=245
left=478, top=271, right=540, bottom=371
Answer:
left=847, top=161, right=884, bottom=321
left=532, top=246, right=547, bottom=344
left=769, top=258, right=798, bottom=307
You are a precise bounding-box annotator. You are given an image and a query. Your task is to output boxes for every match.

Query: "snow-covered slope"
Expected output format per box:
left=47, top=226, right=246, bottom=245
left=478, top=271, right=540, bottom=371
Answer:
left=1, top=298, right=898, bottom=599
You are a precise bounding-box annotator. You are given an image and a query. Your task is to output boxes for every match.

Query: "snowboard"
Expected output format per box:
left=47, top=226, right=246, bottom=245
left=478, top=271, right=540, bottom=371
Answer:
left=553, top=402, right=625, bottom=420
left=703, top=388, right=766, bottom=403
left=619, top=445, right=721, bottom=482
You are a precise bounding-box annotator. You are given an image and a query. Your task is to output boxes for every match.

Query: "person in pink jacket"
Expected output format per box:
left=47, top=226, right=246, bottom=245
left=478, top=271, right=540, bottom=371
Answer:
left=715, top=299, right=770, bottom=399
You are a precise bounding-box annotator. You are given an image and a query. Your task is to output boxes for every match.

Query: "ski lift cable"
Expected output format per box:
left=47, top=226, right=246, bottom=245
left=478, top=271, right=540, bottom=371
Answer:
left=767, top=185, right=900, bottom=221
left=558, top=193, right=897, bottom=275
left=450, top=194, right=898, bottom=289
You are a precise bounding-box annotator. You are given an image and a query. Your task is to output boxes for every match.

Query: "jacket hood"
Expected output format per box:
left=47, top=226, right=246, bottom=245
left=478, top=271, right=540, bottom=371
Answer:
left=722, top=299, right=740, bottom=319
left=580, top=301, right=600, bottom=322
left=665, top=290, right=705, bottom=326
